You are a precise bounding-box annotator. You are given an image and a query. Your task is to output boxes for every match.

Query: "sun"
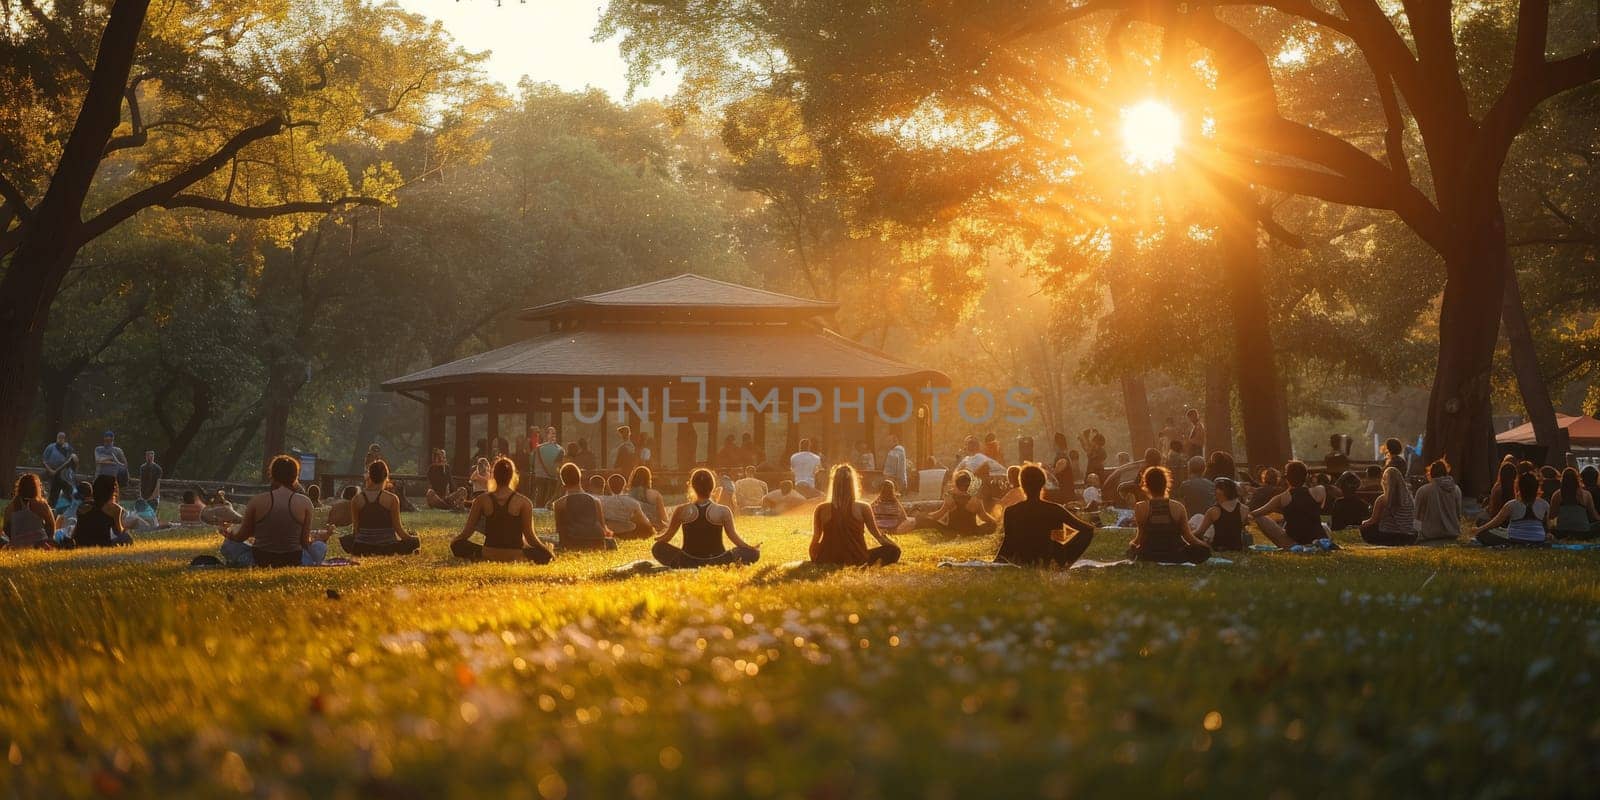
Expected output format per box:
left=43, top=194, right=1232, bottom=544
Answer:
left=1120, top=99, right=1182, bottom=170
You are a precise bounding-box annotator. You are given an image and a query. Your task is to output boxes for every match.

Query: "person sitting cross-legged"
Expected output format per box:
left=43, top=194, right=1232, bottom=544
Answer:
left=1468, top=471, right=1553, bottom=547
left=178, top=490, right=208, bottom=525
left=995, top=464, right=1096, bottom=567
left=339, top=460, right=421, bottom=556
left=627, top=466, right=669, bottom=529
left=1413, top=458, right=1463, bottom=544
left=869, top=480, right=918, bottom=534
left=1549, top=466, right=1600, bottom=540
left=450, top=457, right=554, bottom=563
left=732, top=466, right=769, bottom=515
left=200, top=489, right=244, bottom=526
left=760, top=480, right=810, bottom=514
left=810, top=464, right=901, bottom=567
left=552, top=463, right=617, bottom=552
left=217, top=455, right=328, bottom=567
left=913, top=470, right=997, bottom=536
left=1359, top=466, right=1418, bottom=546
left=426, top=448, right=469, bottom=510
left=77, top=475, right=140, bottom=547
left=1191, top=477, right=1250, bottom=552
left=653, top=468, right=761, bottom=568
left=1328, top=471, right=1368, bottom=531
left=1129, top=466, right=1212, bottom=564
left=3, top=474, right=60, bottom=549
left=1249, top=460, right=1331, bottom=549
left=601, top=472, right=661, bottom=540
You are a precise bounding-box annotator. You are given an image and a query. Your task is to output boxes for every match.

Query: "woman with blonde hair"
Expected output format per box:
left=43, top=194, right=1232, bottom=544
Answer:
left=811, top=465, right=901, bottom=566
left=450, top=457, right=553, bottom=562
left=1359, top=466, right=1417, bottom=546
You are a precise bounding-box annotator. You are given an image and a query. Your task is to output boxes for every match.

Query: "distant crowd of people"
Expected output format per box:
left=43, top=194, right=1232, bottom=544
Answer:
left=8, top=418, right=1597, bottom=569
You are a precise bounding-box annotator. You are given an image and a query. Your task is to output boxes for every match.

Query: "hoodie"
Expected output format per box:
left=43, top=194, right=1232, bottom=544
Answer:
left=1414, top=476, right=1462, bottom=542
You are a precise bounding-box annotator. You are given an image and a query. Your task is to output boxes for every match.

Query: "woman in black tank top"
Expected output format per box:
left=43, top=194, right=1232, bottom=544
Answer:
left=1192, top=477, right=1249, bottom=551
left=450, top=458, right=553, bottom=563
left=1248, top=460, right=1334, bottom=549
left=653, top=469, right=761, bottom=568
left=1130, top=467, right=1211, bottom=564
left=338, top=460, right=421, bottom=556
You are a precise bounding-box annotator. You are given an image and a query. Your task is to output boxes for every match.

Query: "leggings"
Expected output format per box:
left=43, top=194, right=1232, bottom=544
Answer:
left=652, top=541, right=760, bottom=568
left=1134, top=542, right=1212, bottom=565
left=450, top=539, right=554, bottom=563
left=220, top=539, right=328, bottom=567
left=1359, top=523, right=1417, bottom=546
left=1475, top=529, right=1548, bottom=547
left=1004, top=529, right=1096, bottom=567
left=919, top=518, right=998, bottom=536
left=1555, top=522, right=1600, bottom=541
left=339, top=533, right=421, bottom=556
left=815, top=543, right=902, bottom=567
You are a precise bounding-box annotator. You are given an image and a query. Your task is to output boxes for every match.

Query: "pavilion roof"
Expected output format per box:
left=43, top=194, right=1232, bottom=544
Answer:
left=383, top=323, right=947, bottom=392
left=1495, top=414, right=1600, bottom=448
left=519, top=273, right=838, bottom=322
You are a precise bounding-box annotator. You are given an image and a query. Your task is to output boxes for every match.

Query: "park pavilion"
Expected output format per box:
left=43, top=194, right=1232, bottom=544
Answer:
left=383, top=274, right=950, bottom=481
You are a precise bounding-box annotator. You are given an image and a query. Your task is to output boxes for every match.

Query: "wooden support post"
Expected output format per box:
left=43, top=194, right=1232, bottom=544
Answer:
left=453, top=390, right=471, bottom=474
left=706, top=395, right=720, bottom=471
left=754, top=402, right=768, bottom=467
left=421, top=390, right=440, bottom=474
left=486, top=393, right=500, bottom=454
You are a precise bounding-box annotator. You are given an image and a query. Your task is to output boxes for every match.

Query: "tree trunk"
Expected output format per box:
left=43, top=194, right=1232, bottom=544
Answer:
left=0, top=0, right=149, bottom=494
left=1218, top=180, right=1291, bottom=469
left=1120, top=374, right=1155, bottom=455
left=156, top=377, right=214, bottom=474
left=40, top=369, right=75, bottom=440
left=1423, top=237, right=1508, bottom=497
left=1501, top=248, right=1569, bottom=465
left=1204, top=363, right=1235, bottom=458
left=260, top=358, right=308, bottom=473
left=346, top=384, right=394, bottom=472
left=213, top=411, right=264, bottom=482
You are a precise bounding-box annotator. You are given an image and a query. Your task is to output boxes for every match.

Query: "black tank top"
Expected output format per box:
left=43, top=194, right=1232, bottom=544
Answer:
left=1210, top=502, right=1246, bottom=550
left=1141, top=498, right=1186, bottom=558
left=358, top=490, right=390, bottom=529
left=682, top=501, right=727, bottom=558
left=1282, top=487, right=1323, bottom=544
left=483, top=492, right=523, bottom=549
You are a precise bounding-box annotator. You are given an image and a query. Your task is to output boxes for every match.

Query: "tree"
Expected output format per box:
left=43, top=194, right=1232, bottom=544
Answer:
left=602, top=0, right=1600, bottom=491
left=0, top=0, right=486, bottom=483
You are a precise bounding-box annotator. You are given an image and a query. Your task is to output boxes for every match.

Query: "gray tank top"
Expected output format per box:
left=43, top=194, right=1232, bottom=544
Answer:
left=253, top=488, right=304, bottom=553
left=6, top=506, right=48, bottom=546
left=559, top=492, right=605, bottom=546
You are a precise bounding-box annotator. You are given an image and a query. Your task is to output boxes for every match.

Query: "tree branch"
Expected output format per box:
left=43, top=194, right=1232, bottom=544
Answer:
left=0, top=172, right=31, bottom=222
left=20, top=0, right=93, bottom=80
left=103, top=84, right=148, bottom=155
left=78, top=116, right=295, bottom=241
left=159, top=194, right=389, bottom=218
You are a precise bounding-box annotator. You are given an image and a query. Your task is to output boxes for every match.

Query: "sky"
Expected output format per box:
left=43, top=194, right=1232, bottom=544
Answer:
left=393, top=0, right=678, bottom=101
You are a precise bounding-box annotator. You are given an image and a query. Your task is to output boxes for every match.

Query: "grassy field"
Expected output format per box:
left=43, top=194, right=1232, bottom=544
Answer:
left=2, top=507, right=1598, bottom=798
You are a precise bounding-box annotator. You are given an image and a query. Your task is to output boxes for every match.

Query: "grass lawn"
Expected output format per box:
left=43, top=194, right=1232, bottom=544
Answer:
left=2, top=507, right=1598, bottom=798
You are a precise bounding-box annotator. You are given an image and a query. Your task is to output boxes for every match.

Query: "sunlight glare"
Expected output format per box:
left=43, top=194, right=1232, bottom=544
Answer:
left=1120, top=100, right=1182, bottom=170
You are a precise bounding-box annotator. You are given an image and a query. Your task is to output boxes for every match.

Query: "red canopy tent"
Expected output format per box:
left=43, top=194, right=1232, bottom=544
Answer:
left=1495, top=414, right=1600, bottom=448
